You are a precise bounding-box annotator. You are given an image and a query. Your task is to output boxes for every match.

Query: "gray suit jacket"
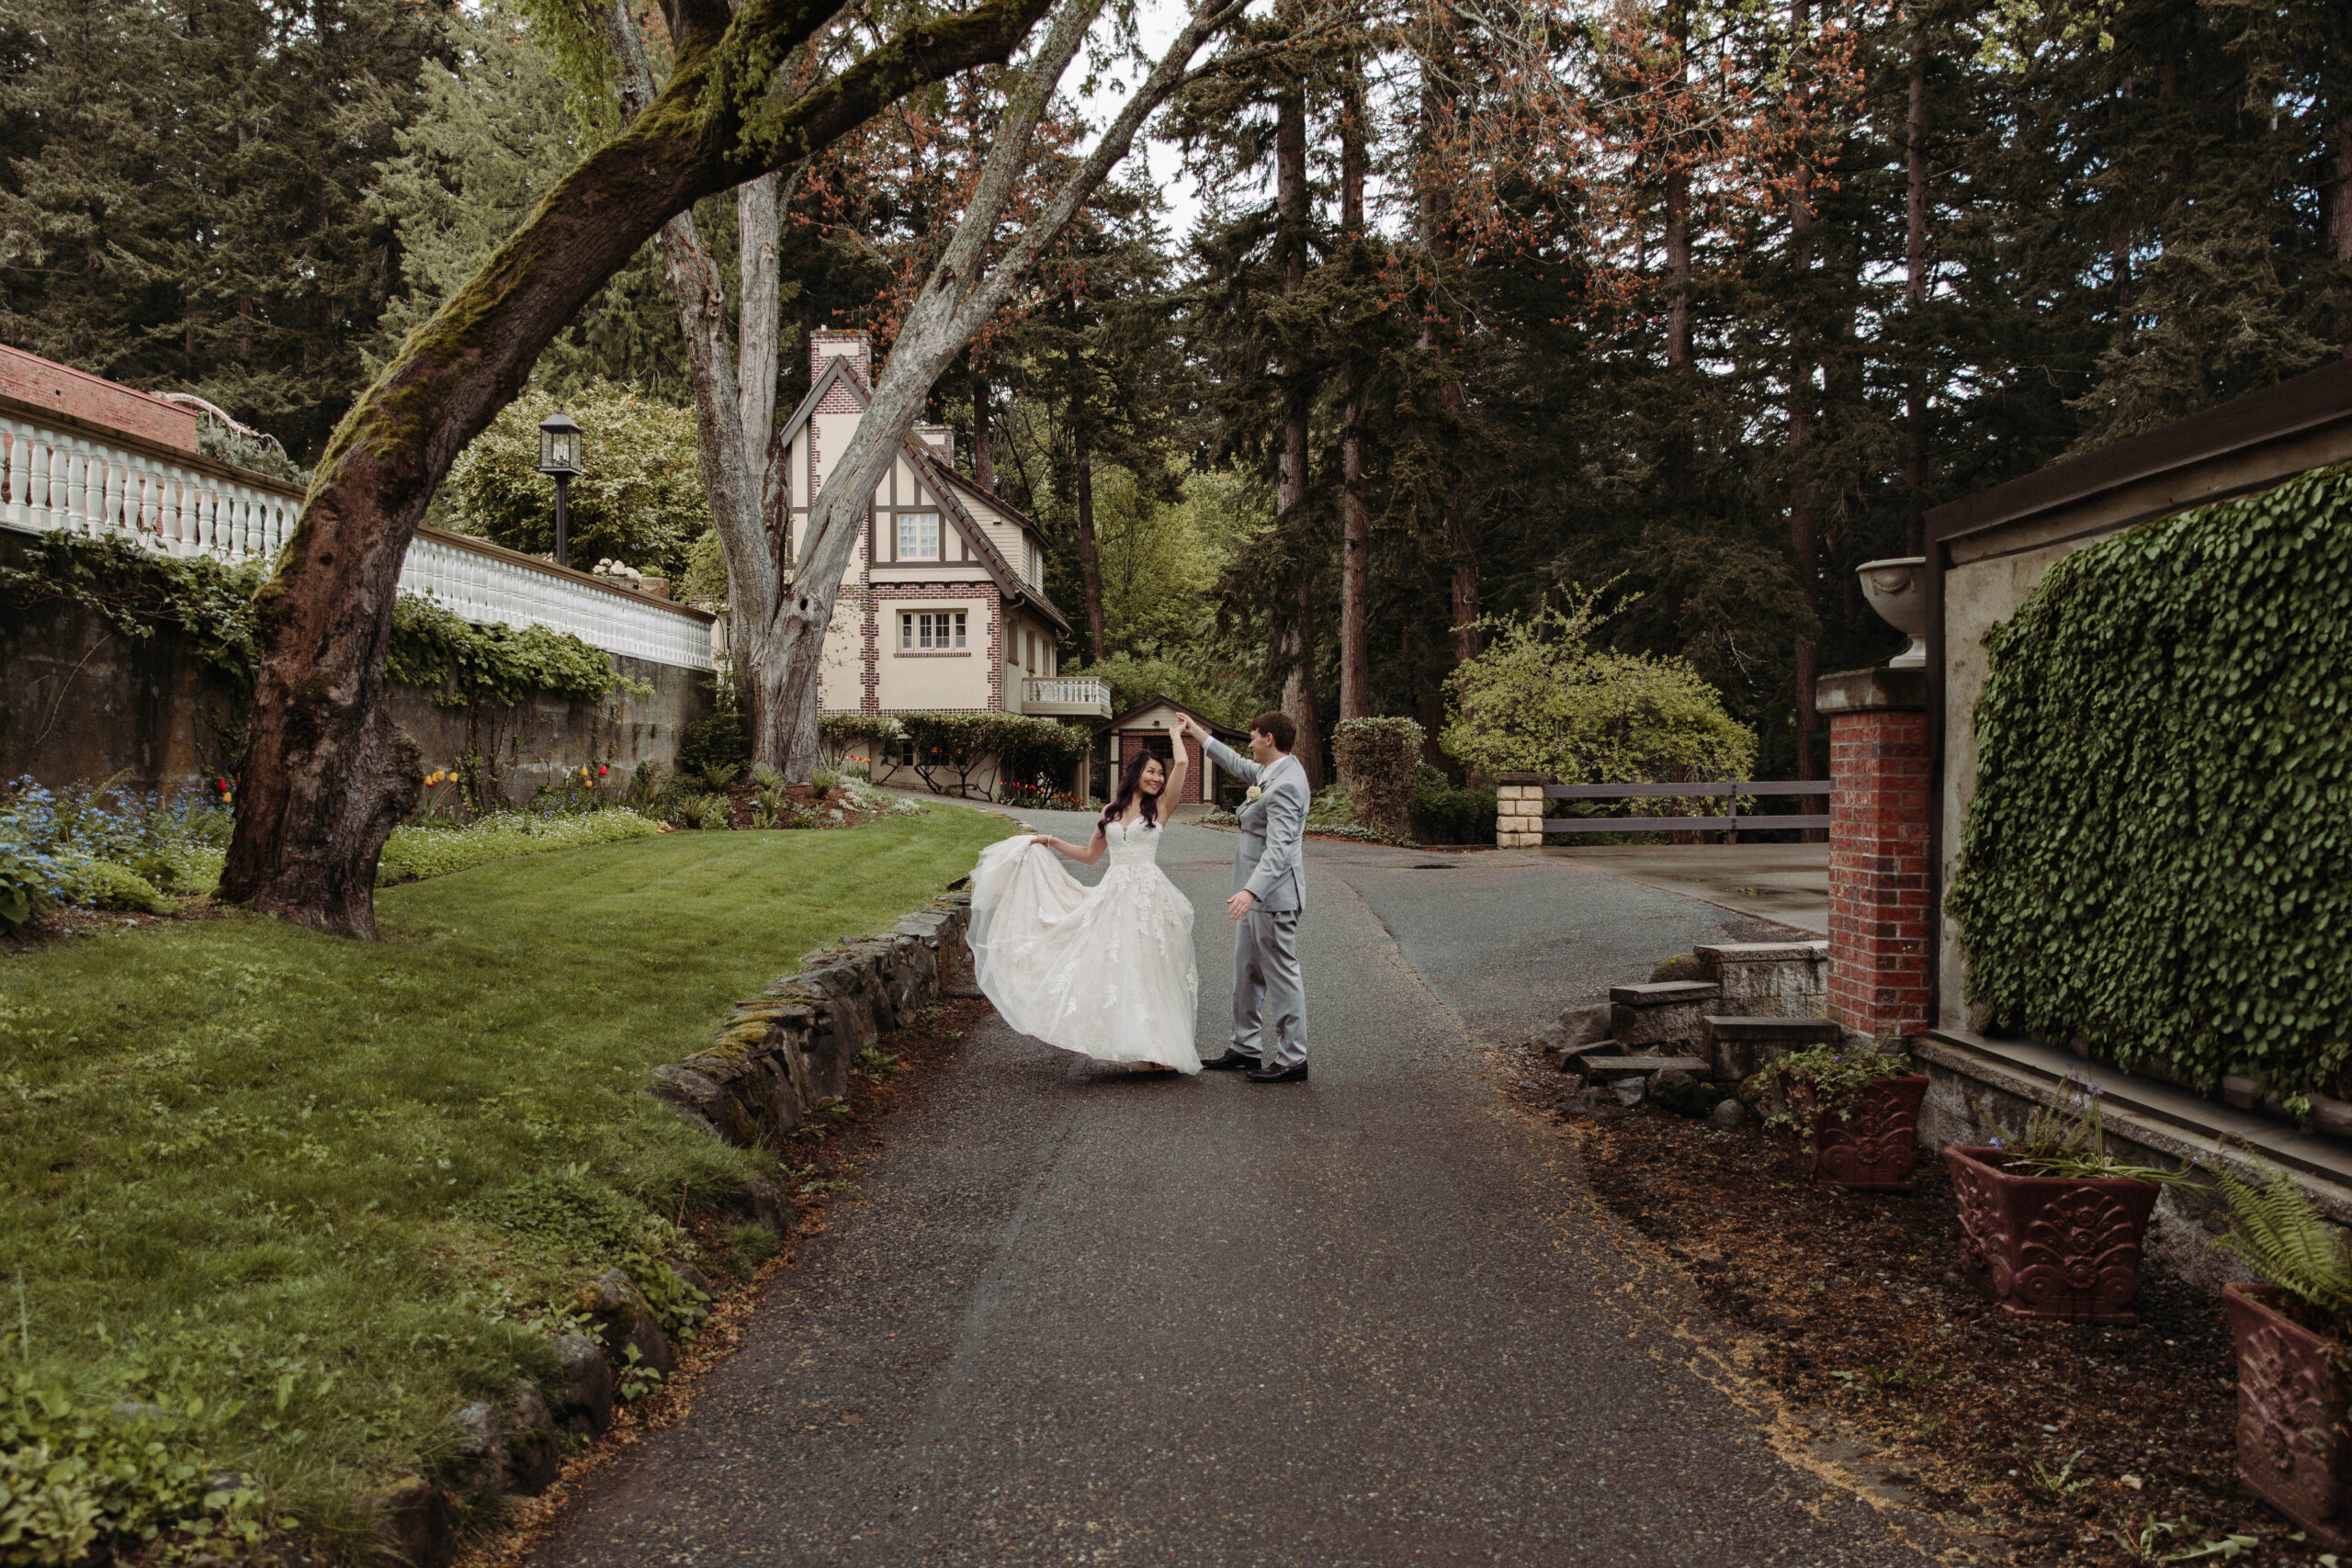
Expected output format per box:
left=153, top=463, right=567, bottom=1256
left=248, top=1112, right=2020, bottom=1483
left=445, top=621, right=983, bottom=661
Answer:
left=1203, top=737, right=1309, bottom=912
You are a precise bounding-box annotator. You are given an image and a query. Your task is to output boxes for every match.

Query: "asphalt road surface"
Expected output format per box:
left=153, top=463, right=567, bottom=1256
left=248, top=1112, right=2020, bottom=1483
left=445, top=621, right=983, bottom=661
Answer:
left=531, top=817, right=1936, bottom=1566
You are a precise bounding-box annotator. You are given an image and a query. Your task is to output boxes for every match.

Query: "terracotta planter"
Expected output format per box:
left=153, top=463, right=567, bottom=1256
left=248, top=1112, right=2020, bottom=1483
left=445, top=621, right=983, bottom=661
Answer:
left=1790, top=1073, right=1928, bottom=1190
left=1943, top=1145, right=2159, bottom=1323
left=2222, top=1282, right=2352, bottom=1551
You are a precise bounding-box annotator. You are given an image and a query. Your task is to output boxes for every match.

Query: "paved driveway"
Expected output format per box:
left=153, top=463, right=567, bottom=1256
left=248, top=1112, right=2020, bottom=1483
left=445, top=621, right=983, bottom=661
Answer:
left=530, top=817, right=1929, bottom=1565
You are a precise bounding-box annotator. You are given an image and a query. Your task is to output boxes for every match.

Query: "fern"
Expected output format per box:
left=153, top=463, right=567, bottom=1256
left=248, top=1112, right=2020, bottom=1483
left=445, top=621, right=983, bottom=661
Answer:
left=2206, top=1154, right=2352, bottom=1329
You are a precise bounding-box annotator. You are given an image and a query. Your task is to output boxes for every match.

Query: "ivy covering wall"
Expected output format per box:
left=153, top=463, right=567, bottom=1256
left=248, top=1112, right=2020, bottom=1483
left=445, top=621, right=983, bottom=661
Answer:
left=1950, top=463, right=2352, bottom=1099
left=0, top=532, right=643, bottom=710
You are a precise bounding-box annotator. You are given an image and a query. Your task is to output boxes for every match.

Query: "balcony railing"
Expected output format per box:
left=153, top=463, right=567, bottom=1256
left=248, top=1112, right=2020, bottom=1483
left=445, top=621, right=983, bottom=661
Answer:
left=1022, top=676, right=1112, bottom=716
left=1, top=406, right=713, bottom=671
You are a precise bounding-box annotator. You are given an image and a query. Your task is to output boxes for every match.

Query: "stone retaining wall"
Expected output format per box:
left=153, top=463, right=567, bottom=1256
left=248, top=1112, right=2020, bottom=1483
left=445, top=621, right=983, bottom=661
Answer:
left=645, top=892, right=974, bottom=1146
left=0, top=529, right=710, bottom=795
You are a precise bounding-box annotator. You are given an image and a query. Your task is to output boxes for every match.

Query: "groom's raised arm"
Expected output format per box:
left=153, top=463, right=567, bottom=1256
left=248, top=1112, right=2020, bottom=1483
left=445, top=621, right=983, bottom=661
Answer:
left=1199, top=730, right=1261, bottom=784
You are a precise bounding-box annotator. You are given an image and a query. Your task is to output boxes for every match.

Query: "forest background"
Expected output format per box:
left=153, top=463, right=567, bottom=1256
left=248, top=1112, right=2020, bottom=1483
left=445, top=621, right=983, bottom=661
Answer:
left=3, top=0, right=2346, bottom=784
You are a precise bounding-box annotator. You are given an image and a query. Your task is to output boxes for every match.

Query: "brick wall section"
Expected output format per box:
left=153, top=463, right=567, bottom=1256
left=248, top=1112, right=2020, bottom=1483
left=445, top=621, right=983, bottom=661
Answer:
left=0, top=344, right=198, bottom=452
left=1826, top=703, right=1932, bottom=1039
left=1118, top=730, right=1204, bottom=803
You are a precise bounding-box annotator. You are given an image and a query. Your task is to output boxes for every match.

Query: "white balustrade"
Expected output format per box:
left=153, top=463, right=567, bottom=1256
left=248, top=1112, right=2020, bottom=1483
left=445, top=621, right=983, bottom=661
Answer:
left=1, top=412, right=711, bottom=671
left=1023, top=676, right=1112, bottom=710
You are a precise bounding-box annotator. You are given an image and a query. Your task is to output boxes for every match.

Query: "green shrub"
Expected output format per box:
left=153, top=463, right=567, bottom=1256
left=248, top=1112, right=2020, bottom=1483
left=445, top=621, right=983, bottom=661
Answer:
left=887, top=713, right=1088, bottom=799
left=1951, top=461, right=2352, bottom=1097
left=1305, top=785, right=1357, bottom=828
left=1440, top=596, right=1755, bottom=784
left=1409, top=778, right=1498, bottom=846
left=376, top=809, right=663, bottom=883
left=59, top=862, right=174, bottom=914
left=676, top=714, right=749, bottom=779
left=808, top=768, right=840, bottom=800
left=1332, top=717, right=1424, bottom=840
left=818, top=713, right=898, bottom=771
left=666, top=794, right=732, bottom=831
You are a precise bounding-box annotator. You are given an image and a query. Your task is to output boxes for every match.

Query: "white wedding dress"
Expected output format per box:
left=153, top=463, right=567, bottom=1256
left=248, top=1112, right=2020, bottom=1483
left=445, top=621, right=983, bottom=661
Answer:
left=967, top=819, right=1202, bottom=1073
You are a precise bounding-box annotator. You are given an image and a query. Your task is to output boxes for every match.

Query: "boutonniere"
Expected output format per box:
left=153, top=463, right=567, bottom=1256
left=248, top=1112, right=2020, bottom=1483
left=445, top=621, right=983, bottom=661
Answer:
left=1245, top=785, right=1262, bottom=803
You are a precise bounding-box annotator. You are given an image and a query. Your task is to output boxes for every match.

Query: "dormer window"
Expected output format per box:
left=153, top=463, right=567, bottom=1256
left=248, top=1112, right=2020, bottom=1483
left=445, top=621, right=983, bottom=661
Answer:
left=897, top=512, right=940, bottom=561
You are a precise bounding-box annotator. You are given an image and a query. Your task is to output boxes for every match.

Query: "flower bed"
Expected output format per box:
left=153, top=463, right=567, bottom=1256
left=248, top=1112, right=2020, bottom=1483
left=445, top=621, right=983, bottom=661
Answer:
left=1499, top=1039, right=2301, bottom=1563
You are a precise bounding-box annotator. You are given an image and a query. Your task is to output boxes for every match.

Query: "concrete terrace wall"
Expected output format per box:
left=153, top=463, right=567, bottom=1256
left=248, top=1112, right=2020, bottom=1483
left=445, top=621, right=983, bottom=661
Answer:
left=0, top=528, right=709, bottom=797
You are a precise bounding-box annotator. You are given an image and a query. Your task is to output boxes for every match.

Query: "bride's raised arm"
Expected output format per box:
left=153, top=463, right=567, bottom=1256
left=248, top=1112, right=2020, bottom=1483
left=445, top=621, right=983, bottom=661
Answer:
left=1164, top=734, right=1189, bottom=805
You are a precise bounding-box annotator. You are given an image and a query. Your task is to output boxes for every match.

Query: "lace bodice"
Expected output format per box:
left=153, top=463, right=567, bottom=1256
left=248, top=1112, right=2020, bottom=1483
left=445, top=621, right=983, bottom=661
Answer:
left=1102, top=817, right=1163, bottom=868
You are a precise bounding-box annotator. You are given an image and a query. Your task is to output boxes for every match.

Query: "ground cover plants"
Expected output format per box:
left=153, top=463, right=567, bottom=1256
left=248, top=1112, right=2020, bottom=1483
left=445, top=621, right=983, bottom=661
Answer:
left=1498, top=1044, right=2318, bottom=1564
left=0, top=805, right=1012, bottom=1562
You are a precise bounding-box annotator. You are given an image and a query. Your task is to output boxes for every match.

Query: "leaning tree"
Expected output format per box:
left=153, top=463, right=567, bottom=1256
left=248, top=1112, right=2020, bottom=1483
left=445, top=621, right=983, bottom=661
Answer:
left=219, top=0, right=1064, bottom=935
left=759, top=0, right=1300, bottom=778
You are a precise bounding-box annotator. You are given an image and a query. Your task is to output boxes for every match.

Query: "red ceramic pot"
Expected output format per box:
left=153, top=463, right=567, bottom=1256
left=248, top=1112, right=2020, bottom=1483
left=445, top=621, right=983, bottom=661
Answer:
left=2223, top=1282, right=2352, bottom=1551
left=1943, top=1145, right=2159, bottom=1323
left=1791, top=1073, right=1929, bottom=1190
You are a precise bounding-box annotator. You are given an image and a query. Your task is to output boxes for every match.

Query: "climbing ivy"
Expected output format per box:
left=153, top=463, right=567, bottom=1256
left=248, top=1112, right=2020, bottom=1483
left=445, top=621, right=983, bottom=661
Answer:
left=3, top=532, right=642, bottom=709
left=1949, top=462, right=2352, bottom=1098
left=388, top=596, right=646, bottom=708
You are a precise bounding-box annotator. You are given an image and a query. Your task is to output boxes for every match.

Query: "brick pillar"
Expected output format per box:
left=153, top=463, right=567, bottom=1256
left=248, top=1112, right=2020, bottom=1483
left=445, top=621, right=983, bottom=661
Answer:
left=1817, top=668, right=1931, bottom=1042
left=1495, top=773, right=1547, bottom=847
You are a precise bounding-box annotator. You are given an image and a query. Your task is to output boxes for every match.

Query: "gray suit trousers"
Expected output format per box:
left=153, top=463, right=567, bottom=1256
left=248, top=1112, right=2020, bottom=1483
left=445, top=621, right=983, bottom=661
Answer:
left=1231, top=905, right=1306, bottom=1068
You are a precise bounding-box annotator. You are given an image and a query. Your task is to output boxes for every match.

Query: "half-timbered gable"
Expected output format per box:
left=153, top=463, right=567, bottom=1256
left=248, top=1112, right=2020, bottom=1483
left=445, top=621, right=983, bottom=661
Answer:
left=773, top=331, right=1102, bottom=725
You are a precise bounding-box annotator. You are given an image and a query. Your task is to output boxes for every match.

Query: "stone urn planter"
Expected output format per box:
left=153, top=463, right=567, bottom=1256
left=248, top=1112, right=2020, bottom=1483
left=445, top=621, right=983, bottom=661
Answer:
left=1856, top=557, right=1928, bottom=669
left=1788, top=1073, right=1930, bottom=1190
left=2222, top=1282, right=2352, bottom=1551
left=1943, top=1146, right=2160, bottom=1323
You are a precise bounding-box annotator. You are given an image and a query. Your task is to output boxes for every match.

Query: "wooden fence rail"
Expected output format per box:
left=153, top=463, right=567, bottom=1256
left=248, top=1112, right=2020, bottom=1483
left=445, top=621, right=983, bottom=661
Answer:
left=1540, top=780, right=1831, bottom=837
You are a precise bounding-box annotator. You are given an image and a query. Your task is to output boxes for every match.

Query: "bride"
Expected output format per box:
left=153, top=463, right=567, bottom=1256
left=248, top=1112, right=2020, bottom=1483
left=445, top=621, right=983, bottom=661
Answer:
left=966, top=743, right=1201, bottom=1074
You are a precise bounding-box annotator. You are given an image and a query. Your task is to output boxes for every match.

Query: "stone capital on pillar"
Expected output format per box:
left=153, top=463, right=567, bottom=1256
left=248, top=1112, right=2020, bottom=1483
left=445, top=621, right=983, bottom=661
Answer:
left=1819, top=666, right=1931, bottom=1044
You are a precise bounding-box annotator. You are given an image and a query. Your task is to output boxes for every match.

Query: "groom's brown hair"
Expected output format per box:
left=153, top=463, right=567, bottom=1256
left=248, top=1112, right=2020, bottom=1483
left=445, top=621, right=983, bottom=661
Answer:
left=1250, top=710, right=1297, bottom=752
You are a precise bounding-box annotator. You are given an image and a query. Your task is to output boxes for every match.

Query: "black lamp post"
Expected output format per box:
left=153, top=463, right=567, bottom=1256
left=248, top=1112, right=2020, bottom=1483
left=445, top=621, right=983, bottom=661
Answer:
left=537, top=411, right=583, bottom=569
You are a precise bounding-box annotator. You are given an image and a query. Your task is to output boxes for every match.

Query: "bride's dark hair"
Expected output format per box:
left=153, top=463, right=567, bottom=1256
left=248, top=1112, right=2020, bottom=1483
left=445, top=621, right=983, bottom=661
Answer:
left=1098, top=747, right=1169, bottom=831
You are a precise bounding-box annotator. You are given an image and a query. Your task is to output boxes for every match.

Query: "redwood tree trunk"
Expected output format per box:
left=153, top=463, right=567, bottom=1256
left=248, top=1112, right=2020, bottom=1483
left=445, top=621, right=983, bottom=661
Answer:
left=1904, top=46, right=1928, bottom=556
left=1338, top=61, right=1372, bottom=723
left=1073, top=420, right=1108, bottom=659
left=1662, top=0, right=1693, bottom=503
left=1417, top=36, right=1479, bottom=667
left=1787, top=0, right=1823, bottom=815
left=217, top=0, right=1054, bottom=933
left=1274, top=74, right=1324, bottom=788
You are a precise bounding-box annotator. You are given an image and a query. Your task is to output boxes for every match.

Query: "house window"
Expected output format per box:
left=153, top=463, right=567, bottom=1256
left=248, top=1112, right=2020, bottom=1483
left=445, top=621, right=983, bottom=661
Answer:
left=899, top=610, right=967, bottom=650
left=896, top=512, right=940, bottom=560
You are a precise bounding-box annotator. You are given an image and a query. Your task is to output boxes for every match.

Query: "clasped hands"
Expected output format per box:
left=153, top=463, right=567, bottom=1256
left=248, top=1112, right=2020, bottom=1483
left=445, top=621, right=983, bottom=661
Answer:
left=1170, top=716, right=1258, bottom=922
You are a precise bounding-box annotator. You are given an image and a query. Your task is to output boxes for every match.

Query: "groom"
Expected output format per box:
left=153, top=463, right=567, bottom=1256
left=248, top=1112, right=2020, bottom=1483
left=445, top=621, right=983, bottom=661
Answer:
left=1175, top=712, right=1311, bottom=1084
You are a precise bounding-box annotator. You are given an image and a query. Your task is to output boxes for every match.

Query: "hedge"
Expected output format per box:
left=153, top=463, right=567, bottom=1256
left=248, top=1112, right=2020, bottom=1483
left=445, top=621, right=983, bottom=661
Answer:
left=1332, top=717, right=1424, bottom=841
left=886, top=712, right=1091, bottom=800
left=1949, top=461, right=2352, bottom=1100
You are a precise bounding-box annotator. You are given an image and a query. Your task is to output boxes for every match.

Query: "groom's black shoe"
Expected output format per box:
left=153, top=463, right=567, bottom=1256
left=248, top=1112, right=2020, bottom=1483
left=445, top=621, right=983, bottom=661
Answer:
left=1202, top=1049, right=1261, bottom=1072
left=1246, top=1061, right=1309, bottom=1084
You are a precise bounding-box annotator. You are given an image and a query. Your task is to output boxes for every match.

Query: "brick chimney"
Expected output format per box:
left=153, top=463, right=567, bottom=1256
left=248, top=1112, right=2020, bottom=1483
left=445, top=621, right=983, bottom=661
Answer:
left=809, top=328, right=870, bottom=385
left=913, top=423, right=955, bottom=462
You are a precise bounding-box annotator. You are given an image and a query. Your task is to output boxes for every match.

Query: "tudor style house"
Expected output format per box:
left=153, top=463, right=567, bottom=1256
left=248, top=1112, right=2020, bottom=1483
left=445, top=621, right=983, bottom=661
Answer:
left=776, top=330, right=1108, bottom=726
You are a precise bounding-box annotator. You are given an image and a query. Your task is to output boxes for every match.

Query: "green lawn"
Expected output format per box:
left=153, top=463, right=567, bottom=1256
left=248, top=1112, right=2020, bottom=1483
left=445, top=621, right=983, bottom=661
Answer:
left=0, top=805, right=1011, bottom=1557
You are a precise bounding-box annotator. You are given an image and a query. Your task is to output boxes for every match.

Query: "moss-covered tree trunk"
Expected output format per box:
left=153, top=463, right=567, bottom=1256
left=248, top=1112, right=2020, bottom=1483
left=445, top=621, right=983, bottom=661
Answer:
left=218, top=0, right=1054, bottom=935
